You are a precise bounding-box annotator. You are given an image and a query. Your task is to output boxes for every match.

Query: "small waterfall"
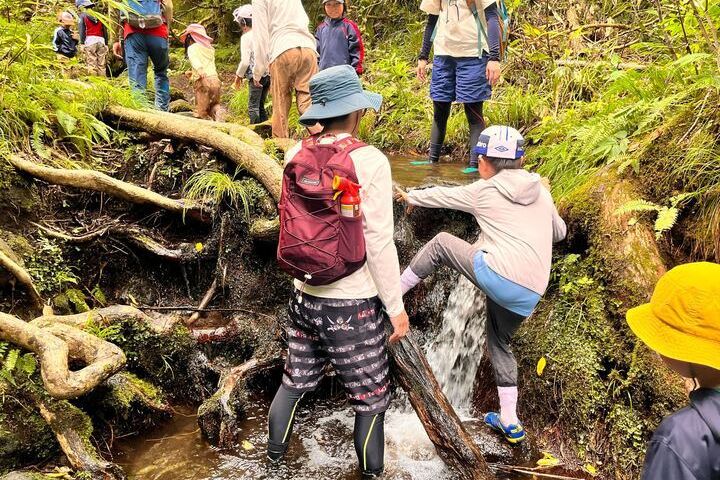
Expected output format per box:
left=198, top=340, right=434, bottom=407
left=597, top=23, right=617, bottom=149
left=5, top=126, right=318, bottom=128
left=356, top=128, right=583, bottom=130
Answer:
left=426, top=274, right=487, bottom=408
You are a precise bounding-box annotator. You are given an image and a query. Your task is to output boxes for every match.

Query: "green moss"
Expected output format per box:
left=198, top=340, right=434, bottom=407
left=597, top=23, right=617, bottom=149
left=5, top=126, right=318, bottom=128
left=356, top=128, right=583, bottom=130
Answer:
left=64, top=289, right=89, bottom=313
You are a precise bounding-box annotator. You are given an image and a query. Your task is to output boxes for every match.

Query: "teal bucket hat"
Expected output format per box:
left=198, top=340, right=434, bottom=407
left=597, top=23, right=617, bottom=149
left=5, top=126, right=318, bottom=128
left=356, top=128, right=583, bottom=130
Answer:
left=299, top=65, right=382, bottom=126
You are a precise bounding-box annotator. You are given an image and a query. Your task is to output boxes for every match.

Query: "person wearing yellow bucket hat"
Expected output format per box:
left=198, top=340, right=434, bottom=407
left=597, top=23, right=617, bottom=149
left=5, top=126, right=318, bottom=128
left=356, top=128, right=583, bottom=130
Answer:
left=626, top=261, right=720, bottom=480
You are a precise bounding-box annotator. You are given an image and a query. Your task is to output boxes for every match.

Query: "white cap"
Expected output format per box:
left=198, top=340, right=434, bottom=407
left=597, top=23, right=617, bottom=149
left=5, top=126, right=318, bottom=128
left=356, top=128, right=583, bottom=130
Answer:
left=233, top=5, right=252, bottom=23
left=473, top=125, right=525, bottom=160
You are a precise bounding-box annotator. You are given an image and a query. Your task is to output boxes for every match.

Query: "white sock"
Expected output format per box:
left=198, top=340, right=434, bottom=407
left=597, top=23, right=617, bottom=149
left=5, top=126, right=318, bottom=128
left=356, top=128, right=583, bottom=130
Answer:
left=400, top=267, right=422, bottom=295
left=498, top=386, right=519, bottom=426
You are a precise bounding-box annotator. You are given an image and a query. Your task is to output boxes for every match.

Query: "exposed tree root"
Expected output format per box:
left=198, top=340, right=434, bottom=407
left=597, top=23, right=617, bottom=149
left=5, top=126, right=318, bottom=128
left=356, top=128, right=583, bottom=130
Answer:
left=187, top=279, right=218, bottom=325
left=104, top=105, right=282, bottom=203
left=248, top=216, right=280, bottom=241
left=104, top=372, right=173, bottom=416
left=7, top=154, right=207, bottom=221
left=32, top=305, right=179, bottom=335
left=387, top=328, right=492, bottom=479
left=0, top=241, right=43, bottom=309
left=197, top=356, right=284, bottom=447
left=0, top=312, right=126, bottom=399
left=35, top=222, right=202, bottom=263
left=34, top=394, right=126, bottom=480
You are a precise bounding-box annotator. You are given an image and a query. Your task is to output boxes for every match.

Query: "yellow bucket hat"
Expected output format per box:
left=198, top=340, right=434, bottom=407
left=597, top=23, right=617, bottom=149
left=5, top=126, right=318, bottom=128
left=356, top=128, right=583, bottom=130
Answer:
left=626, top=262, right=720, bottom=371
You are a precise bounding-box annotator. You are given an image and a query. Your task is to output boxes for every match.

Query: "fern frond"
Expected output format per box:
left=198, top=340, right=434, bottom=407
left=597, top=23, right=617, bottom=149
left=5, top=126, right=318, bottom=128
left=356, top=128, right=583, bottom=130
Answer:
left=615, top=199, right=661, bottom=216
left=654, top=206, right=679, bottom=238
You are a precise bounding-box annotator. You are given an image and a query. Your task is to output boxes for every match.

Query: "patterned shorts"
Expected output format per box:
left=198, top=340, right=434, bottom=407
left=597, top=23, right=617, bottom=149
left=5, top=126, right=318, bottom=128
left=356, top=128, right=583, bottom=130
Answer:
left=282, top=292, right=391, bottom=415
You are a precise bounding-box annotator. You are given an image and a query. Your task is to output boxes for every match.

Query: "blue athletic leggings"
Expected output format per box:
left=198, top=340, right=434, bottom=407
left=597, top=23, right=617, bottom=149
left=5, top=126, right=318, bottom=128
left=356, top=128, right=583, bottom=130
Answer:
left=268, top=385, right=385, bottom=476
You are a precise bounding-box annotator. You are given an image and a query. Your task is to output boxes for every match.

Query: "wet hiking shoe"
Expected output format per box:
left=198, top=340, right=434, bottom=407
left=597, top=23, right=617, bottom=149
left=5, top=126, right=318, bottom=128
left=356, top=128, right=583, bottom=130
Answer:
left=461, top=166, right=479, bottom=174
left=484, top=412, right=526, bottom=444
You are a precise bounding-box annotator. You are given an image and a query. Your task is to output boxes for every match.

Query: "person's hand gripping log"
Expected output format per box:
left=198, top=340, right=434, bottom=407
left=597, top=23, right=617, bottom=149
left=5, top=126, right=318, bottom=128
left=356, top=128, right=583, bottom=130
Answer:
left=389, top=310, right=410, bottom=343
left=394, top=186, right=415, bottom=214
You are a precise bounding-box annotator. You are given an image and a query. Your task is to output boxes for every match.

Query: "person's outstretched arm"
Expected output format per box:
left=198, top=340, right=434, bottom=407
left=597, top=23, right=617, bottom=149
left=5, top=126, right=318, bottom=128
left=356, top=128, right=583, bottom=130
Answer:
left=406, top=183, right=481, bottom=214
left=418, top=14, right=438, bottom=62
left=484, top=2, right=501, bottom=85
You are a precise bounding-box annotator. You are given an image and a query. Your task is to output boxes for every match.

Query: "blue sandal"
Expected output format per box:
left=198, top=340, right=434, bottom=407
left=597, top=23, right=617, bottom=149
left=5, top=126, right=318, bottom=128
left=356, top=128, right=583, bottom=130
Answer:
left=484, top=412, right=526, bottom=444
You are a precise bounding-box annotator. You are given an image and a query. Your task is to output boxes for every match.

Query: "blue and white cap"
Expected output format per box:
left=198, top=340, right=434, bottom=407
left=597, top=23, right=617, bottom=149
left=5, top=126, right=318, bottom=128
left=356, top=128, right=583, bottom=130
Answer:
left=474, top=125, right=525, bottom=160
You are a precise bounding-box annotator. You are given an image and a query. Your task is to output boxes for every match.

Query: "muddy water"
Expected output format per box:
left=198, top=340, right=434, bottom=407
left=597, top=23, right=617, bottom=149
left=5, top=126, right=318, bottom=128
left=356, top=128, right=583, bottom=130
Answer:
left=115, top=396, right=460, bottom=480
left=388, top=156, right=475, bottom=187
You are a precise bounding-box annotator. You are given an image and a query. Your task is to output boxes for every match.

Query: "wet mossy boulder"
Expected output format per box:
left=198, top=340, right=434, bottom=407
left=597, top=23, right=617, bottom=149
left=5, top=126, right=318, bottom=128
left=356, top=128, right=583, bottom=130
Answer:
left=0, top=394, right=56, bottom=474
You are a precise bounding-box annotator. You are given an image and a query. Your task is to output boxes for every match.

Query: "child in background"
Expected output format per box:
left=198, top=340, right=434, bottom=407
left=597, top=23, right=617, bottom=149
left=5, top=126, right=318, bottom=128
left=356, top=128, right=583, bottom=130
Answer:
left=395, top=126, right=567, bottom=444
left=232, top=5, right=270, bottom=125
left=76, top=0, right=108, bottom=76
left=53, top=12, right=79, bottom=60
left=625, top=262, right=720, bottom=479
left=180, top=24, right=223, bottom=121
left=315, top=0, right=364, bottom=75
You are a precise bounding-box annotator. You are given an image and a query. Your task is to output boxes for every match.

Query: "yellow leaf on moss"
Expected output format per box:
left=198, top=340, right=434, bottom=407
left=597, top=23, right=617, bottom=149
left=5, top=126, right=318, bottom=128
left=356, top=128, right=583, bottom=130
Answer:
left=536, top=356, right=547, bottom=376
left=536, top=451, right=560, bottom=467
left=195, top=242, right=204, bottom=252
left=583, top=464, right=598, bottom=476
left=242, top=440, right=255, bottom=451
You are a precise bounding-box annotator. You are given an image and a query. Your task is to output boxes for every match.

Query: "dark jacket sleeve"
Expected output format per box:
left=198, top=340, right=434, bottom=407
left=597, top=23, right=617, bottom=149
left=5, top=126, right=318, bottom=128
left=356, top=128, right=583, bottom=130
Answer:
left=484, top=3, right=501, bottom=61
left=78, top=14, right=86, bottom=44
left=642, top=439, right=699, bottom=480
left=344, top=19, right=364, bottom=74
left=418, top=14, right=439, bottom=61
left=315, top=23, right=324, bottom=60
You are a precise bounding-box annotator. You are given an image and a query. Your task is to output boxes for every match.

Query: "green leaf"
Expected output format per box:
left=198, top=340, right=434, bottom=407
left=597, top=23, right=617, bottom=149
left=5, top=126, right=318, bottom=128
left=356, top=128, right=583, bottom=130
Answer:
left=615, top=199, right=660, bottom=216
left=654, top=206, right=679, bottom=238
left=3, top=349, right=19, bottom=372
left=55, top=109, right=78, bottom=135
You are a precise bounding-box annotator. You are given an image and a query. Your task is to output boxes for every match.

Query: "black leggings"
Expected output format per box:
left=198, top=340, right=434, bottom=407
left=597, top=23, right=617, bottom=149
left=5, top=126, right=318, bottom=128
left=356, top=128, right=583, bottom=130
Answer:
left=268, top=385, right=386, bottom=476
left=429, top=101, right=486, bottom=166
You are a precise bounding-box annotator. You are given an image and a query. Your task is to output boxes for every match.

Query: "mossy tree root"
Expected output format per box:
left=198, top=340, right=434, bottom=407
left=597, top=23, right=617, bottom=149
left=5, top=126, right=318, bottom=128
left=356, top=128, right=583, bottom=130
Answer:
left=104, top=105, right=283, bottom=203
left=0, top=244, right=43, bottom=309
left=33, top=394, right=126, bottom=480
left=31, top=304, right=180, bottom=334
left=0, top=311, right=127, bottom=400
left=7, top=154, right=207, bottom=222
left=197, top=356, right=284, bottom=448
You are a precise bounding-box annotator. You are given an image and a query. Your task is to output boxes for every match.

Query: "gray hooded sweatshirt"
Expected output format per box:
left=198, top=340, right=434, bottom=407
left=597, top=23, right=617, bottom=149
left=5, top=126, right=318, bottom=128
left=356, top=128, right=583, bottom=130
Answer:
left=407, top=169, right=567, bottom=295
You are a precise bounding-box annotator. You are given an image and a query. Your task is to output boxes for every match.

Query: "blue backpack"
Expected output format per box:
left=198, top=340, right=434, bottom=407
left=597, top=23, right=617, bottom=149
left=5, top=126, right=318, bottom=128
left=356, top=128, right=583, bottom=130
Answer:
left=123, top=0, right=164, bottom=29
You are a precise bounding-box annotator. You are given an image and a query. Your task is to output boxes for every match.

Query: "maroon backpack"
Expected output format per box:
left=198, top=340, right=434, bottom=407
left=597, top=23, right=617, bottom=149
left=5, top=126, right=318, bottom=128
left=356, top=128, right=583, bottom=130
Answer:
left=277, top=135, right=367, bottom=286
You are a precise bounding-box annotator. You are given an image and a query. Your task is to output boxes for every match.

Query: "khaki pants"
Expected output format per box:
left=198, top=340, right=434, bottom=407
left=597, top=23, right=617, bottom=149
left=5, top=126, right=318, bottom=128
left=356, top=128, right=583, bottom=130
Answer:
left=269, top=47, right=318, bottom=138
left=82, top=42, right=108, bottom=76
left=193, top=75, right=223, bottom=121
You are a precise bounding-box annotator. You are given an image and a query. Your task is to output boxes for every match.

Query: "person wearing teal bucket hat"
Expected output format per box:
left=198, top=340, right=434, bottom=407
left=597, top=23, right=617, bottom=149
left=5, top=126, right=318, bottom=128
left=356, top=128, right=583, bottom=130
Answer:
left=268, top=64, right=409, bottom=478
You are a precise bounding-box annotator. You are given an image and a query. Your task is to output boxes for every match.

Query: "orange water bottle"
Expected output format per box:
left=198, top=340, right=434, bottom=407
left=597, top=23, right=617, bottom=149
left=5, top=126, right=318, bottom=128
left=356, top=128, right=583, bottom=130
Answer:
left=333, top=176, right=362, bottom=218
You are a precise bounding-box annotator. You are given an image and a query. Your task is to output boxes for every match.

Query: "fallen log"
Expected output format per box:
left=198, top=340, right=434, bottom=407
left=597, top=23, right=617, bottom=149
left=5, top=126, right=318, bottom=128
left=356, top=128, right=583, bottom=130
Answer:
left=105, top=105, right=283, bottom=203
left=7, top=155, right=207, bottom=221
left=0, top=242, right=43, bottom=309
left=387, top=329, right=493, bottom=479
left=34, top=395, right=126, bottom=480
left=0, top=313, right=126, bottom=400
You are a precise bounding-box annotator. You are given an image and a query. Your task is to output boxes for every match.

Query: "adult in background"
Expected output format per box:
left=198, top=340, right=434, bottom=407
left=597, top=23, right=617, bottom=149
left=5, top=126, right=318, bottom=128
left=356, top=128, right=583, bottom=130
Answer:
left=113, top=0, right=173, bottom=111
left=232, top=5, right=271, bottom=125
left=416, top=0, right=503, bottom=173
left=251, top=0, right=319, bottom=138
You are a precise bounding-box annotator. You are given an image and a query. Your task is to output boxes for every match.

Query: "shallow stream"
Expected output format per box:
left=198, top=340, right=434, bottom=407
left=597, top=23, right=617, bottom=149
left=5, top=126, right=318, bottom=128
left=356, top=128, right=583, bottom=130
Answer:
left=115, top=158, right=530, bottom=479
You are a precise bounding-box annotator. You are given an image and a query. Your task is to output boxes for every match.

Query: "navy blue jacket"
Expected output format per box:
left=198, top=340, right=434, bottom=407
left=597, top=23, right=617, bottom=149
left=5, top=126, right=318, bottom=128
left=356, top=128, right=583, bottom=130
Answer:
left=642, top=388, right=720, bottom=480
left=52, top=26, right=78, bottom=58
left=315, top=17, right=364, bottom=74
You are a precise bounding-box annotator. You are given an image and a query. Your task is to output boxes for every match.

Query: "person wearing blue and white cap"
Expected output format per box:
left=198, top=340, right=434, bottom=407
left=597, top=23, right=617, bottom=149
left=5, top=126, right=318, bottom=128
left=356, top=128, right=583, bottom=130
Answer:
left=267, top=65, right=408, bottom=478
left=395, top=125, right=567, bottom=444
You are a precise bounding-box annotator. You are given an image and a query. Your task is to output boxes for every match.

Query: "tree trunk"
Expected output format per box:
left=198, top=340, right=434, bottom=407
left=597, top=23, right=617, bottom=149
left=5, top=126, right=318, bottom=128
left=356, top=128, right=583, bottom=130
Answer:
left=104, top=106, right=283, bottom=203
left=7, top=154, right=207, bottom=221
left=387, top=330, right=493, bottom=480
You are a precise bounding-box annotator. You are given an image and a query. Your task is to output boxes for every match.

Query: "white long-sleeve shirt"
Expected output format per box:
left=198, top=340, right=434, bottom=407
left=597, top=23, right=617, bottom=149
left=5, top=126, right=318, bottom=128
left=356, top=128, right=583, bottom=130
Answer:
left=236, top=29, right=254, bottom=78
left=251, top=0, right=317, bottom=82
left=285, top=135, right=405, bottom=317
